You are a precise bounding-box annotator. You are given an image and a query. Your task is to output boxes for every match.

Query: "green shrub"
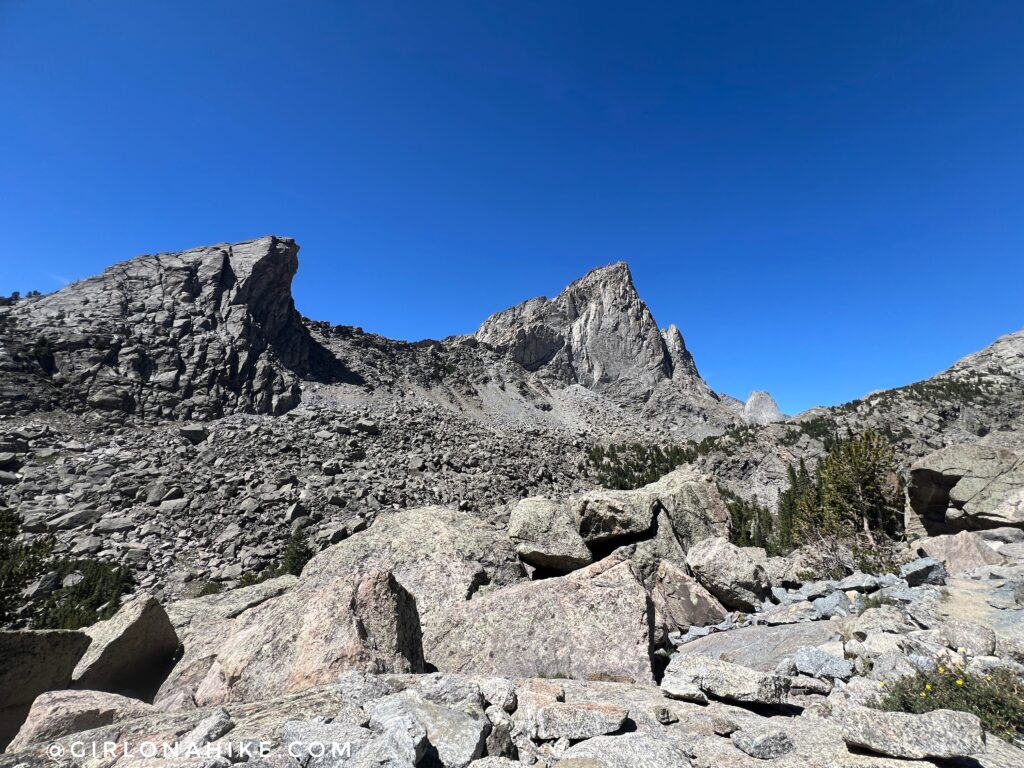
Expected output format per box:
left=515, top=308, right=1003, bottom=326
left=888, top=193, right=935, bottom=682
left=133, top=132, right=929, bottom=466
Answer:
left=33, top=559, right=134, bottom=630
left=235, top=529, right=313, bottom=586
left=278, top=529, right=313, bottom=576
left=193, top=580, right=223, bottom=597
left=0, top=507, right=54, bottom=625
left=874, top=665, right=1024, bottom=742
left=584, top=442, right=697, bottom=490
left=855, top=593, right=903, bottom=614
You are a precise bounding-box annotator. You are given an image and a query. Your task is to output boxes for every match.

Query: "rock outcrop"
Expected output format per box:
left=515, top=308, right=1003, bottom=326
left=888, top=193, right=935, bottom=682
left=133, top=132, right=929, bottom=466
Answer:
left=72, top=594, right=180, bottom=697
left=0, top=236, right=334, bottom=419
left=157, top=568, right=424, bottom=706
left=685, top=537, right=771, bottom=612
left=743, top=390, right=784, bottom=424
left=0, top=630, right=91, bottom=750
left=474, top=262, right=717, bottom=406
left=908, top=443, right=1024, bottom=533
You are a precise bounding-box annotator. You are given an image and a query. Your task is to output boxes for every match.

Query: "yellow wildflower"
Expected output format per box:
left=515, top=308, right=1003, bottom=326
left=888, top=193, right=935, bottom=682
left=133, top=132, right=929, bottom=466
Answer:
left=956, top=679, right=964, bottom=686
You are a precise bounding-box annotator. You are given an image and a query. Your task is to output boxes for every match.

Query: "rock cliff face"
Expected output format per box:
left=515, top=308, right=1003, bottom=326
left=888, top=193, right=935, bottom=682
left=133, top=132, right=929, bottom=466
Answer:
left=743, top=390, right=784, bottom=425
left=474, top=262, right=712, bottom=404
left=0, top=237, right=331, bottom=419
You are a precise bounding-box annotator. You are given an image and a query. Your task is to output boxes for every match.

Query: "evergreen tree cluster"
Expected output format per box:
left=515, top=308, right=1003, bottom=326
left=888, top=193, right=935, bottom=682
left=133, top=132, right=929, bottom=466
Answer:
left=33, top=559, right=134, bottom=629
left=727, top=429, right=905, bottom=555
left=583, top=442, right=698, bottom=490
left=238, top=528, right=314, bottom=587
left=0, top=507, right=53, bottom=625
left=1, top=506, right=132, bottom=629
left=718, top=486, right=776, bottom=552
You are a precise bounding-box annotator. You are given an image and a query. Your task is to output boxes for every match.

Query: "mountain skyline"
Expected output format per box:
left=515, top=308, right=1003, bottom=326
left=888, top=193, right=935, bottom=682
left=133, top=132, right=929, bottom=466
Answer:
left=4, top=3, right=1024, bottom=414
left=6, top=233, right=1015, bottom=421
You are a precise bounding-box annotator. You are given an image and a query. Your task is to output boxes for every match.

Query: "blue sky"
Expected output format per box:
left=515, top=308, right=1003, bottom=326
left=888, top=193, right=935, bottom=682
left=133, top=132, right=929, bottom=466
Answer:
left=2, top=2, right=1023, bottom=414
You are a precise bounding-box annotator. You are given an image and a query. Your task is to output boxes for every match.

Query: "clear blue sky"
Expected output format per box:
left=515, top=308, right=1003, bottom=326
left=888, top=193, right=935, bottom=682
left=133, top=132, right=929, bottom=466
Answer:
left=3, top=2, right=1023, bottom=414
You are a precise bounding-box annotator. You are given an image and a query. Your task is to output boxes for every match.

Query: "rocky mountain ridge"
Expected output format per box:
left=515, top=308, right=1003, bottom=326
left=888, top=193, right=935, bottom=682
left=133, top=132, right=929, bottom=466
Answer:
left=0, top=238, right=764, bottom=438
left=2, top=235, right=1024, bottom=767
left=2, top=235, right=1023, bottom=595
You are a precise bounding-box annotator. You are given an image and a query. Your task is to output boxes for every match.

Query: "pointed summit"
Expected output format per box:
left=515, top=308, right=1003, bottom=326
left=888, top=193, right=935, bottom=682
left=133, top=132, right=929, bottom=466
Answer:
left=475, top=262, right=708, bottom=403
left=661, top=323, right=702, bottom=383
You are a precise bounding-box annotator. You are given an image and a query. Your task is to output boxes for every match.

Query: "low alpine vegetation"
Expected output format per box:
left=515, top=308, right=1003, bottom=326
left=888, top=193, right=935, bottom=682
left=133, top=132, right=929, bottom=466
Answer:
left=583, top=442, right=697, bottom=489
left=874, top=665, right=1024, bottom=743
left=0, top=505, right=132, bottom=629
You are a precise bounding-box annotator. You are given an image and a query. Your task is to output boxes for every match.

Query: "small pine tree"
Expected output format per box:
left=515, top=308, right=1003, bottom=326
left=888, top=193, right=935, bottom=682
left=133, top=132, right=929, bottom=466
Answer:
left=817, top=429, right=904, bottom=544
left=33, top=559, right=134, bottom=630
left=279, top=529, right=313, bottom=576
left=0, top=507, right=54, bottom=625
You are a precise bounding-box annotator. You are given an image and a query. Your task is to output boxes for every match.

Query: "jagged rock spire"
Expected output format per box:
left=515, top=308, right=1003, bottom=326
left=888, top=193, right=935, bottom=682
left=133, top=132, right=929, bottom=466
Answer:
left=475, top=262, right=710, bottom=403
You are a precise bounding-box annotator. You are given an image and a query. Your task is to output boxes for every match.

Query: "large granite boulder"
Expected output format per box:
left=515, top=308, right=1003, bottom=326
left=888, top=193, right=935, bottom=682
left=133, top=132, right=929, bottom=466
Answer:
left=508, top=466, right=731, bottom=583
left=427, top=559, right=656, bottom=683
left=0, top=630, right=91, bottom=750
left=675, top=621, right=841, bottom=671
left=507, top=497, right=592, bottom=572
left=572, top=490, right=658, bottom=546
left=649, top=559, right=727, bottom=640
left=8, top=690, right=154, bottom=750
left=635, top=466, right=731, bottom=552
left=661, top=654, right=790, bottom=705
left=685, top=536, right=770, bottom=611
left=72, top=594, right=180, bottom=697
left=304, top=506, right=524, bottom=651
left=830, top=704, right=985, bottom=759
left=917, top=530, right=1005, bottom=573
left=157, top=568, right=424, bottom=707
left=908, top=444, right=1024, bottom=533
left=366, top=690, right=488, bottom=768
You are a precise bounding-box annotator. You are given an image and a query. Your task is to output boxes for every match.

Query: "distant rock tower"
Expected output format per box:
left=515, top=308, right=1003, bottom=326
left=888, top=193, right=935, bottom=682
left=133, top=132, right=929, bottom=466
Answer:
left=742, top=390, right=784, bottom=425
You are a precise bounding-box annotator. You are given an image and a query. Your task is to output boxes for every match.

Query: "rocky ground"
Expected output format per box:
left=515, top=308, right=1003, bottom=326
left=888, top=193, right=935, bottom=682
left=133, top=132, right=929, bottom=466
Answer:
left=4, top=493, right=1024, bottom=766
left=2, top=236, right=1024, bottom=766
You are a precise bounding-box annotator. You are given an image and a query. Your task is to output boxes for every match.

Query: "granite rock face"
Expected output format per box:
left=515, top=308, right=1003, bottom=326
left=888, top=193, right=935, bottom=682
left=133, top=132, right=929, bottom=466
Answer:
left=685, top=537, right=771, bottom=612
left=427, top=559, right=657, bottom=684
left=0, top=236, right=333, bottom=419
left=908, top=443, right=1024, bottom=533
left=742, top=390, right=784, bottom=425
left=158, top=567, right=424, bottom=706
left=474, top=262, right=716, bottom=406
left=72, top=593, right=180, bottom=696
